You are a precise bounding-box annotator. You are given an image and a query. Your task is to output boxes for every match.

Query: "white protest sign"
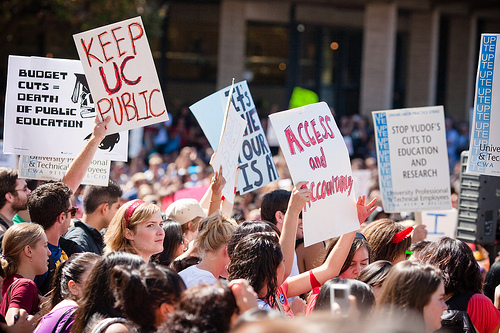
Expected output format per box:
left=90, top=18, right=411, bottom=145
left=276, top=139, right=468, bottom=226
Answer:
left=73, top=16, right=169, bottom=134
left=467, top=34, right=500, bottom=176
left=211, top=100, right=247, bottom=204
left=18, top=155, right=110, bottom=186
left=3, top=56, right=128, bottom=161
left=190, top=81, right=278, bottom=194
left=420, top=208, right=458, bottom=241
left=0, top=141, right=17, bottom=169
left=372, top=106, right=452, bottom=213
left=352, top=169, right=372, bottom=198
left=269, top=102, right=358, bottom=246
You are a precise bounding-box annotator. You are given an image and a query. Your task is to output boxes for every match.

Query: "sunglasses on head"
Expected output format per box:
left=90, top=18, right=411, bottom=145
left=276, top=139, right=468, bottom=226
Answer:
left=66, top=206, right=79, bottom=218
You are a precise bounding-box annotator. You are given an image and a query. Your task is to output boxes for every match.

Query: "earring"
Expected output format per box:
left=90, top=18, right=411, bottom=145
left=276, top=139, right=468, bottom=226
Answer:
left=30, top=258, right=32, bottom=262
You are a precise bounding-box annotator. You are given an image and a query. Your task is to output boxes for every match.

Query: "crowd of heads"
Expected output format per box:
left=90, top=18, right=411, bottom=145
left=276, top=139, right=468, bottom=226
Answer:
left=0, top=111, right=495, bottom=333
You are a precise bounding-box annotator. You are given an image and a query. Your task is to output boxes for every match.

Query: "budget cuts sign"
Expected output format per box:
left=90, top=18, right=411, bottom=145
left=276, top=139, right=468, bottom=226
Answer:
left=372, top=106, right=452, bottom=213
left=3, top=56, right=128, bottom=161
left=269, top=102, right=359, bottom=246
left=73, top=17, right=169, bottom=134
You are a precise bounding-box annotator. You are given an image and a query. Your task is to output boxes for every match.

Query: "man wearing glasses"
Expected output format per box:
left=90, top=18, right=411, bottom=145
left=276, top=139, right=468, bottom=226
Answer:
left=0, top=168, right=31, bottom=235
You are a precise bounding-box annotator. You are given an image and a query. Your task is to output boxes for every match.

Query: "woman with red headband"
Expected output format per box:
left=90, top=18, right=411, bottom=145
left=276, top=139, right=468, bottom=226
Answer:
left=362, top=218, right=414, bottom=264
left=104, top=200, right=165, bottom=262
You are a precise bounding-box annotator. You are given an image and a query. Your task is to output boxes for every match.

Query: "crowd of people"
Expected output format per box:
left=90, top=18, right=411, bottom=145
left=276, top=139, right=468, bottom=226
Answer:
left=0, top=108, right=496, bottom=333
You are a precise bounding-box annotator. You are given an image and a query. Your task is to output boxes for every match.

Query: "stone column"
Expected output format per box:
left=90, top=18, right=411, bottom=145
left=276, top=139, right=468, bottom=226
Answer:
left=216, top=0, right=246, bottom=90
left=446, top=16, right=477, bottom=120
left=407, top=10, right=440, bottom=107
left=360, top=3, right=397, bottom=118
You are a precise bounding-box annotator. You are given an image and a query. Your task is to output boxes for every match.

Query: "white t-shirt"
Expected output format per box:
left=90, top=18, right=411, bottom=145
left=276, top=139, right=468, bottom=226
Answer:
left=178, top=265, right=218, bottom=289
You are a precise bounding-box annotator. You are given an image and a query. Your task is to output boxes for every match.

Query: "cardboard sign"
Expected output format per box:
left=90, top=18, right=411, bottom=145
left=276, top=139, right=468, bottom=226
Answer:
left=73, top=16, right=169, bottom=134
left=190, top=81, right=278, bottom=194
left=420, top=209, right=458, bottom=241
left=18, top=155, right=110, bottom=186
left=269, top=102, right=359, bottom=246
left=352, top=169, right=372, bottom=198
left=372, top=106, right=452, bottom=212
left=3, top=56, right=128, bottom=161
left=467, top=34, right=500, bottom=176
left=211, top=102, right=247, bottom=204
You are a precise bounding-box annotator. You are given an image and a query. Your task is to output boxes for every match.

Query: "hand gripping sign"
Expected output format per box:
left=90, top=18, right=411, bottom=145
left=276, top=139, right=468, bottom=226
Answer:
left=269, top=102, right=358, bottom=246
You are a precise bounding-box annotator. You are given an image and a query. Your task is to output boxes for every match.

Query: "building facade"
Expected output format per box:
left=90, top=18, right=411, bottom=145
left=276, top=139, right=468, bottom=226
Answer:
left=162, top=0, right=500, bottom=121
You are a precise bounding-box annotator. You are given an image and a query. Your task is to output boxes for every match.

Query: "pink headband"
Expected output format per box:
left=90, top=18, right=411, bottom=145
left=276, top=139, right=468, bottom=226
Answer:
left=392, top=226, right=414, bottom=243
left=125, top=200, right=145, bottom=228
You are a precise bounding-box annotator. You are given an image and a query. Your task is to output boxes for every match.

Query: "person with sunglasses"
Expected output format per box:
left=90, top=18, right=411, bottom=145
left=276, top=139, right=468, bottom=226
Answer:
left=27, top=183, right=83, bottom=296
left=26, top=116, right=112, bottom=296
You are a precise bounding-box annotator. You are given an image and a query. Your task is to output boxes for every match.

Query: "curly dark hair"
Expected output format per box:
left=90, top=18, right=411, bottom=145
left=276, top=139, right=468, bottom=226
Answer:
left=28, top=182, right=71, bottom=230
left=228, top=232, right=283, bottom=304
left=227, top=220, right=280, bottom=258
left=419, top=237, right=482, bottom=296
left=164, top=281, right=237, bottom=333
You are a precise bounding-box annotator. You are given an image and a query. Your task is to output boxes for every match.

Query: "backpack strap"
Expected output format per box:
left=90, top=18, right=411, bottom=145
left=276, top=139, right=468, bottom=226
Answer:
left=5, top=278, right=21, bottom=309
left=51, top=306, right=77, bottom=333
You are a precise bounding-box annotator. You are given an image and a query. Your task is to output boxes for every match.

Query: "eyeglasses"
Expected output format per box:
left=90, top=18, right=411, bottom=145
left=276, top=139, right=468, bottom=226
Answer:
left=405, top=250, right=413, bottom=260
left=66, top=207, right=79, bottom=218
left=13, top=186, right=29, bottom=193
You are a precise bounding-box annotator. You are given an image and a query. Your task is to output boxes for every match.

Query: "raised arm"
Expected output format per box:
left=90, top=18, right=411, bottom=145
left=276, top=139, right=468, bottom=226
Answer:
left=207, top=165, right=226, bottom=216
left=285, top=229, right=356, bottom=298
left=62, top=116, right=110, bottom=193
left=284, top=195, right=372, bottom=298
left=280, top=181, right=310, bottom=280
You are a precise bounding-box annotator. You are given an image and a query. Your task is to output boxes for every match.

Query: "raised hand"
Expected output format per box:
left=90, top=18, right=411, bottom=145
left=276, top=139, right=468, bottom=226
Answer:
left=356, top=195, right=377, bottom=224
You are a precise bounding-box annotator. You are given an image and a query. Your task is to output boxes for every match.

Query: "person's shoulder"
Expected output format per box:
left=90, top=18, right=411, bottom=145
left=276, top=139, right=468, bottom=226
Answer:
left=468, top=293, right=498, bottom=312
left=178, top=264, right=196, bottom=277
left=59, top=237, right=83, bottom=255
left=10, top=277, right=37, bottom=292
left=471, top=293, right=492, bottom=302
left=65, top=220, right=94, bottom=237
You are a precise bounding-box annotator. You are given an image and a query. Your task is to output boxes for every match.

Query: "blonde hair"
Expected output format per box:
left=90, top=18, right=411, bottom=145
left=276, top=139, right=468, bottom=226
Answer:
left=1, top=223, right=45, bottom=278
left=104, top=200, right=160, bottom=255
left=194, top=212, right=237, bottom=252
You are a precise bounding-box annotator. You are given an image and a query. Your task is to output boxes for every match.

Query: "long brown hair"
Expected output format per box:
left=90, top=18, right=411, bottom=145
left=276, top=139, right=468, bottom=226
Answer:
left=377, top=261, right=442, bottom=314
left=1, top=223, right=45, bottom=278
left=363, top=219, right=411, bottom=263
